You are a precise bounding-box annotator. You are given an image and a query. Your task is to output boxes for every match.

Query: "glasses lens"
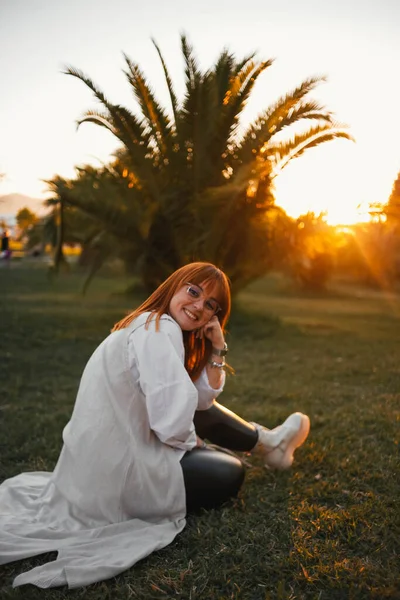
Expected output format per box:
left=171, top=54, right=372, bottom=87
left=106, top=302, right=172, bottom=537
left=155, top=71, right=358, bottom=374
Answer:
left=187, top=284, right=201, bottom=298
left=186, top=283, right=221, bottom=314
left=205, top=299, right=219, bottom=313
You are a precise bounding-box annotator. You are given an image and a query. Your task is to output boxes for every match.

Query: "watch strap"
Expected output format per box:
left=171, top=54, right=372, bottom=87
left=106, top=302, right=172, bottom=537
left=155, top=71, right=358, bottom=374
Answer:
left=211, top=342, right=228, bottom=357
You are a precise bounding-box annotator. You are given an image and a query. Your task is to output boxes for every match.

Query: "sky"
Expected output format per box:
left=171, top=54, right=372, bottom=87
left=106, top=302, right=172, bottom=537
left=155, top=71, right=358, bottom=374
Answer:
left=0, top=0, right=399, bottom=225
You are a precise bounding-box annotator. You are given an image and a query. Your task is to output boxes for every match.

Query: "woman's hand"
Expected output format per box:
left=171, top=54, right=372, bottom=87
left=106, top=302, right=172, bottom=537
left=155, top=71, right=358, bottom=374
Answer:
left=196, top=435, right=206, bottom=448
left=196, top=315, right=225, bottom=350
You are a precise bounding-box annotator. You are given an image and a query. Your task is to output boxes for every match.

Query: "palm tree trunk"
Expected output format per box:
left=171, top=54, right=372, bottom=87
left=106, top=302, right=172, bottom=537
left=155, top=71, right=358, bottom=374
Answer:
left=53, top=197, right=69, bottom=272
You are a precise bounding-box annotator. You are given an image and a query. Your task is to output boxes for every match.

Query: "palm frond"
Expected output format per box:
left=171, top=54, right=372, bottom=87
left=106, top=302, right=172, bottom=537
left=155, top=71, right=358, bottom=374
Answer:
left=63, top=186, right=146, bottom=242
left=176, top=38, right=216, bottom=192
left=213, top=49, right=236, bottom=106
left=181, top=33, right=201, bottom=91
left=123, top=54, right=173, bottom=157
left=233, top=53, right=258, bottom=76
left=65, top=67, right=149, bottom=147
left=191, top=72, right=219, bottom=192
left=98, top=103, right=161, bottom=200
left=267, top=124, right=354, bottom=172
left=267, top=99, right=334, bottom=133
left=204, top=59, right=273, bottom=178
left=179, top=34, right=202, bottom=135
left=152, top=38, right=179, bottom=128
left=268, top=75, right=327, bottom=113
left=226, top=59, right=257, bottom=102
left=65, top=65, right=161, bottom=196
left=64, top=66, right=112, bottom=108
left=238, top=76, right=329, bottom=160
left=77, top=110, right=117, bottom=135
left=222, top=59, right=274, bottom=142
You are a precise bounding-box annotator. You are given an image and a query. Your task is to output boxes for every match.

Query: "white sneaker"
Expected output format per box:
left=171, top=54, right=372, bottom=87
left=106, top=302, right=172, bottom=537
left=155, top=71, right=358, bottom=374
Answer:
left=251, top=412, right=310, bottom=470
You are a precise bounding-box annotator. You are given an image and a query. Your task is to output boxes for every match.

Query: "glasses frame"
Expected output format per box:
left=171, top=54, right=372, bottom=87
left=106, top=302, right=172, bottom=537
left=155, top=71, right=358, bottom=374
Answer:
left=184, top=282, right=222, bottom=315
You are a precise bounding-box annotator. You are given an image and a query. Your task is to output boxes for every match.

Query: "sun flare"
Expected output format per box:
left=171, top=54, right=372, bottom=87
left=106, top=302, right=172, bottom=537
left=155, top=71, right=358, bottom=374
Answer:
left=276, top=195, right=372, bottom=226
left=272, top=144, right=396, bottom=227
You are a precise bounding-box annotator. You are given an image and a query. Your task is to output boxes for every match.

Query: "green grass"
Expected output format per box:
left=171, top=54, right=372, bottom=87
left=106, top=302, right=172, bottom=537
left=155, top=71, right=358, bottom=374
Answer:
left=1, top=266, right=399, bottom=600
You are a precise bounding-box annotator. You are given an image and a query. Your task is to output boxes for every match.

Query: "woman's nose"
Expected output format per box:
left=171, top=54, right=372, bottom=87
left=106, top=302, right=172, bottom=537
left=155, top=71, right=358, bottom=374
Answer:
left=192, top=297, right=205, bottom=310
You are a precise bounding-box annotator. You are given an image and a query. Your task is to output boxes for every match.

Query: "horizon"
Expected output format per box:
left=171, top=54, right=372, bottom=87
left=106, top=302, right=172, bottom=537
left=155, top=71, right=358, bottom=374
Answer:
left=0, top=191, right=381, bottom=231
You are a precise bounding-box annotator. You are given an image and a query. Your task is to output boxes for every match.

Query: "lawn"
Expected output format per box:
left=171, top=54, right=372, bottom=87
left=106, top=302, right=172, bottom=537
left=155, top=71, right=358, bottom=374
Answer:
left=0, top=264, right=399, bottom=600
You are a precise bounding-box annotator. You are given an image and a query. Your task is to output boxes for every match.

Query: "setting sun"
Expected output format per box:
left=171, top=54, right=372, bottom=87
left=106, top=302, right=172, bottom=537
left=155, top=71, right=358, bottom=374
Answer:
left=273, top=141, right=396, bottom=226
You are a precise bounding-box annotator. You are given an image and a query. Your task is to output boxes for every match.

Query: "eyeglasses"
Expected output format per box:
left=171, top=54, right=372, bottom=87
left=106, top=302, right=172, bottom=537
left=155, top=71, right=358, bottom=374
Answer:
left=185, top=283, right=221, bottom=314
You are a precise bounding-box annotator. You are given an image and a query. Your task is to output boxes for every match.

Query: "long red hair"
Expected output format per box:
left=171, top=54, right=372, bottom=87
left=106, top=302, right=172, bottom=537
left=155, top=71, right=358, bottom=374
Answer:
left=112, top=262, right=231, bottom=380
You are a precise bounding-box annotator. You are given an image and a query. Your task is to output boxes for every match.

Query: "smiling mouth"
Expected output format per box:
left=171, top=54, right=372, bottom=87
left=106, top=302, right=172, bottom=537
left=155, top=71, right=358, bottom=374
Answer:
left=183, top=308, right=198, bottom=321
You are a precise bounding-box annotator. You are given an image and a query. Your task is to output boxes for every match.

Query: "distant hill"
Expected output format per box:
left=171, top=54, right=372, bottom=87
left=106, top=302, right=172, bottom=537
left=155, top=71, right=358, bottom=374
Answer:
left=0, top=193, right=49, bottom=217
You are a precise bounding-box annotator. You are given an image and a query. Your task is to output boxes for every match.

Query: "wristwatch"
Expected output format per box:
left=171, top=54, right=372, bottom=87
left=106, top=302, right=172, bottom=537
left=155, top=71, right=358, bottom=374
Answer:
left=211, top=342, right=228, bottom=357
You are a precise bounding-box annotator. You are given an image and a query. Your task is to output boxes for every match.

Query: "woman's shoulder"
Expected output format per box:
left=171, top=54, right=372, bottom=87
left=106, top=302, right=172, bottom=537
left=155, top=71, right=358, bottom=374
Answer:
left=126, top=312, right=183, bottom=356
left=129, top=312, right=181, bottom=336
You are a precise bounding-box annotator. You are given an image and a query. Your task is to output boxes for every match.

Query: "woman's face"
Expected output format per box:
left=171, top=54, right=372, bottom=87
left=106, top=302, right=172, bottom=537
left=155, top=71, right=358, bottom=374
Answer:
left=169, top=280, right=222, bottom=331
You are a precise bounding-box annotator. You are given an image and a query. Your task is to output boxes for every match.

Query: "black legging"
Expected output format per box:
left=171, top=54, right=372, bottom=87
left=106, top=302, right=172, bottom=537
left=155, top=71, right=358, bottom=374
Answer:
left=180, top=401, right=259, bottom=512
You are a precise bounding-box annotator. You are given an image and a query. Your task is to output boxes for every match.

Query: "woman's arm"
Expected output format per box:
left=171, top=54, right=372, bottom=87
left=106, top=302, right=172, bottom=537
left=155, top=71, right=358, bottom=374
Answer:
left=129, top=317, right=198, bottom=451
left=200, top=315, right=227, bottom=390
left=205, top=357, right=225, bottom=390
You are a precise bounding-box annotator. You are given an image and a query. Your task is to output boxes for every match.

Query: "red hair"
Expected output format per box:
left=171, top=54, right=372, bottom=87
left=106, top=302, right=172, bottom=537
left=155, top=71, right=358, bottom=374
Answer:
left=112, top=262, right=231, bottom=380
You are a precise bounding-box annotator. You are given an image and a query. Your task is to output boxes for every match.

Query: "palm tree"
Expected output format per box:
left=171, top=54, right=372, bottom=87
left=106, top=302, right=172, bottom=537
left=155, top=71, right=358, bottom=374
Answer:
left=63, top=34, right=353, bottom=292
left=44, top=177, right=70, bottom=273
left=44, top=168, right=128, bottom=281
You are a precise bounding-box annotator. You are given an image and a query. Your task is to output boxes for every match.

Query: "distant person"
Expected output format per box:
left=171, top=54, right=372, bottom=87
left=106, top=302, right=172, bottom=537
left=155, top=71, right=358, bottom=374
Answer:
left=1, top=230, right=11, bottom=265
left=0, top=262, right=310, bottom=589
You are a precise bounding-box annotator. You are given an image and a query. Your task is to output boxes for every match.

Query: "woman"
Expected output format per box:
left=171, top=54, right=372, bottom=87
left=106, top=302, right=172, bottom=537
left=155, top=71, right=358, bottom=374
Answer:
left=0, top=262, right=310, bottom=589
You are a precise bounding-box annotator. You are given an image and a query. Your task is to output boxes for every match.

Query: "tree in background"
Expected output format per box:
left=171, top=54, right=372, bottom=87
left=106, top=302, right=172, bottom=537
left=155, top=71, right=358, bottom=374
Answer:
left=385, top=170, right=400, bottom=230
left=334, top=172, right=400, bottom=288
left=340, top=222, right=398, bottom=288
left=22, top=184, right=105, bottom=269
left=15, top=207, right=38, bottom=242
left=43, top=177, right=71, bottom=272
left=41, top=173, right=117, bottom=276
left=276, top=212, right=337, bottom=290
left=380, top=170, right=400, bottom=282
left=60, top=34, right=352, bottom=293
left=44, top=161, right=147, bottom=284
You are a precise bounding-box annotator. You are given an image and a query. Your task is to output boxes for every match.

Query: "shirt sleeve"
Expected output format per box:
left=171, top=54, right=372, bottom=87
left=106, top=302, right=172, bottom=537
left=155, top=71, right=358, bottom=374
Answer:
left=193, top=367, right=225, bottom=410
left=129, top=316, right=198, bottom=451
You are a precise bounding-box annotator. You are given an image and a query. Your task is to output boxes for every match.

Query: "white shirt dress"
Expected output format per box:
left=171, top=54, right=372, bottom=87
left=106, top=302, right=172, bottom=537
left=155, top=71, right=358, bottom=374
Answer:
left=0, top=313, right=224, bottom=588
